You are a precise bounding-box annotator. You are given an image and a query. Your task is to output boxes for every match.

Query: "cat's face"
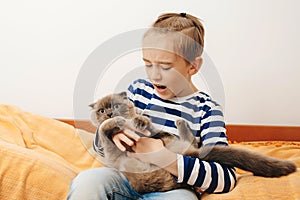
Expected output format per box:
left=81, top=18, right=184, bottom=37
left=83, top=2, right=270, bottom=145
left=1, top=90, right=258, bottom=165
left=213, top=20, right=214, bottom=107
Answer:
left=89, top=92, right=135, bottom=126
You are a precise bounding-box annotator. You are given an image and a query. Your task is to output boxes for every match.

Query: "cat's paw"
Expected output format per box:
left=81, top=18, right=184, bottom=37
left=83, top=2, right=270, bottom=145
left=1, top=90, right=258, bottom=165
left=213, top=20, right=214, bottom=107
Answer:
left=175, top=119, right=197, bottom=146
left=175, top=119, right=186, bottom=128
left=133, top=115, right=151, bottom=131
left=100, top=116, right=127, bottom=139
left=114, top=116, right=127, bottom=129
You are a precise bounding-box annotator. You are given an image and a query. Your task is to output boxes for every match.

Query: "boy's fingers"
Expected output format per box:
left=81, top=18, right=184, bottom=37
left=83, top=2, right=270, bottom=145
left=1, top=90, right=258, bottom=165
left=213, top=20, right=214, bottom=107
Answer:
left=112, top=136, right=126, bottom=151
left=113, top=133, right=135, bottom=151
left=123, top=129, right=140, bottom=141
left=114, top=141, right=126, bottom=152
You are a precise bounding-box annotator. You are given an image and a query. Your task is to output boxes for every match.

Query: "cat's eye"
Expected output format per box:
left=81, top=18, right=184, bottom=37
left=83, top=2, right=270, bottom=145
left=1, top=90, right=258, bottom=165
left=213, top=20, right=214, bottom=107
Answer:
left=98, top=109, right=105, bottom=114
left=113, top=104, right=120, bottom=109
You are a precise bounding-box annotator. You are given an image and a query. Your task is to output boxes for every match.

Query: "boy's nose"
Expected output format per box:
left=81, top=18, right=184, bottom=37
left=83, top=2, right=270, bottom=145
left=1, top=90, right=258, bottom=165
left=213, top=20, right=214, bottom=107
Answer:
left=150, top=66, right=162, bottom=80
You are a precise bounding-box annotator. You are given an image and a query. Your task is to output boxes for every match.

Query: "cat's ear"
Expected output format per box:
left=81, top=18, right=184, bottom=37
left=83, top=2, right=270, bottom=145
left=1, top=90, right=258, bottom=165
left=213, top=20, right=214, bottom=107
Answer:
left=118, top=91, right=128, bottom=99
left=89, top=102, right=96, bottom=109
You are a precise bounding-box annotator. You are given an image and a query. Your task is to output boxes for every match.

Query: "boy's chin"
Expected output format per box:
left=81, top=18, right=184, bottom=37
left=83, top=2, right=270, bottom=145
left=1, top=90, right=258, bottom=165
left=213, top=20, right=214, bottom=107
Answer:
left=155, top=89, right=176, bottom=100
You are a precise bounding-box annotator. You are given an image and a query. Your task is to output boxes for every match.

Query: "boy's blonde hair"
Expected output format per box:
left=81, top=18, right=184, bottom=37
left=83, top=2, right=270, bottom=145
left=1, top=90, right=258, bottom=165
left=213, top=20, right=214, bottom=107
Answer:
left=143, top=13, right=205, bottom=63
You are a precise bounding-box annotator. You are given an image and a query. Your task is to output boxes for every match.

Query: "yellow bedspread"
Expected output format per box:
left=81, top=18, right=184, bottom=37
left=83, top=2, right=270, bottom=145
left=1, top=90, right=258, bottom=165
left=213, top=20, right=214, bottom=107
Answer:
left=0, top=105, right=299, bottom=200
left=202, top=142, right=300, bottom=200
left=0, top=105, right=103, bottom=200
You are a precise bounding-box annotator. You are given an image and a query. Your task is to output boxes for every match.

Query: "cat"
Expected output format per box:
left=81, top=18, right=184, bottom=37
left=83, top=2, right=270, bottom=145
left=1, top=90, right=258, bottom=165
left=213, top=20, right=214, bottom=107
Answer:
left=89, top=92, right=297, bottom=194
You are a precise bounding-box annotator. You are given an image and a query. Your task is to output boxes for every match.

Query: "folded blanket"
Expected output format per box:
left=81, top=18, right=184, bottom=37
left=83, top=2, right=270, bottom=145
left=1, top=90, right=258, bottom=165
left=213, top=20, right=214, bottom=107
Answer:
left=0, top=105, right=103, bottom=200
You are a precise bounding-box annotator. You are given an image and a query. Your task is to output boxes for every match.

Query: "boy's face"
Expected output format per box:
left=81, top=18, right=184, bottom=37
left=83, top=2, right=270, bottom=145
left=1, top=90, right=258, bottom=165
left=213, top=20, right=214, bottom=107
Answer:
left=142, top=48, right=195, bottom=100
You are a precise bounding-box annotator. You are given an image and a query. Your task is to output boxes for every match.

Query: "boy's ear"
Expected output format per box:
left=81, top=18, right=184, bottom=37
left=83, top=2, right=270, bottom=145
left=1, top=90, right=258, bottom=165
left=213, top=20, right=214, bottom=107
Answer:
left=189, top=57, right=203, bottom=75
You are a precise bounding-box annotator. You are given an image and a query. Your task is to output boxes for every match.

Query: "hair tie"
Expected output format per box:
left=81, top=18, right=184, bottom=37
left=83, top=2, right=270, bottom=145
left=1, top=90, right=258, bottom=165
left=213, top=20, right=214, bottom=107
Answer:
left=180, top=13, right=186, bottom=17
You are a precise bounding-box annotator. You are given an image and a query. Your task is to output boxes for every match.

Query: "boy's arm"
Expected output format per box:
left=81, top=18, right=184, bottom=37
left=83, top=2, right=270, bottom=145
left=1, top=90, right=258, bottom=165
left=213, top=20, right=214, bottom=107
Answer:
left=128, top=141, right=236, bottom=193
left=160, top=104, right=236, bottom=193
left=175, top=104, right=236, bottom=193
left=176, top=155, right=236, bottom=193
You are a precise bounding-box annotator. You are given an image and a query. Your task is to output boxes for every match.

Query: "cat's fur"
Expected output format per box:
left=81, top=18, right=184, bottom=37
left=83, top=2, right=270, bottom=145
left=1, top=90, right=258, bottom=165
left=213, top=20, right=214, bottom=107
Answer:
left=90, top=92, right=297, bottom=194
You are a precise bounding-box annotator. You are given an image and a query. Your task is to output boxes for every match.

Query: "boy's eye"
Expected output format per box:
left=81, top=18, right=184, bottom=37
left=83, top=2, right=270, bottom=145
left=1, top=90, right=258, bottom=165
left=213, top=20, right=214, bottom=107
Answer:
left=98, top=109, right=105, bottom=114
left=160, top=65, right=172, bottom=70
left=144, top=63, right=172, bottom=70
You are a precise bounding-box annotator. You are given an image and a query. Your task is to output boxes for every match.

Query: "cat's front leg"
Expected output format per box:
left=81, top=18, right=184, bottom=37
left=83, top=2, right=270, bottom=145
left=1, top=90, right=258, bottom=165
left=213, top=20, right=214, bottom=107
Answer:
left=98, top=116, right=128, bottom=164
left=100, top=116, right=127, bottom=140
left=176, top=119, right=198, bottom=147
left=131, top=115, right=160, bottom=136
left=132, top=115, right=151, bottom=130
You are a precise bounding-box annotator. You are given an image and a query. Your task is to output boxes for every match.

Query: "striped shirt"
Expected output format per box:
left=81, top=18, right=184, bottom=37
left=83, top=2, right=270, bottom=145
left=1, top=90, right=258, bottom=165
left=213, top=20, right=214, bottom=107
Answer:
left=127, top=79, right=236, bottom=193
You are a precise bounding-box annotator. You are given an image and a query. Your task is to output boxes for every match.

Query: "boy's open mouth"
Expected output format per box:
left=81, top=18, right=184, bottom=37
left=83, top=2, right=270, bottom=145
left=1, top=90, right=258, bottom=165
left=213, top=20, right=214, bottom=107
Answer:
left=154, top=84, right=167, bottom=89
left=153, top=84, right=168, bottom=94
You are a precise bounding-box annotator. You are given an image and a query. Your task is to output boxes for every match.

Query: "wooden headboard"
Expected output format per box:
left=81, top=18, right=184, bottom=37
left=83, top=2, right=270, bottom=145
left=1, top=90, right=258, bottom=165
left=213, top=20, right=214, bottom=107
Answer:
left=58, top=119, right=300, bottom=142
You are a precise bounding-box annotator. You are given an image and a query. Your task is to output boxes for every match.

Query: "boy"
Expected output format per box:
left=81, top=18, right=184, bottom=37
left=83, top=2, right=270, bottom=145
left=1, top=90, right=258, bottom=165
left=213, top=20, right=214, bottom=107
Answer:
left=68, top=13, right=236, bottom=200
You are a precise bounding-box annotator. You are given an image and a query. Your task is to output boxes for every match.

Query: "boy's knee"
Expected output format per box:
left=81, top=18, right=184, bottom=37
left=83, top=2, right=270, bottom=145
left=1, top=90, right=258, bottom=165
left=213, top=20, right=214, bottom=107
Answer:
left=68, top=168, right=124, bottom=199
left=74, top=168, right=121, bottom=185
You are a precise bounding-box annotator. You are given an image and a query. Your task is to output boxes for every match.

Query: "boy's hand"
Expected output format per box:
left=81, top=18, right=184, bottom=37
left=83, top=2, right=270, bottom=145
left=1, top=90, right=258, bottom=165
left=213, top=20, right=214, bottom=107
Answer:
left=112, top=130, right=137, bottom=152
left=131, top=137, right=164, bottom=153
left=127, top=137, right=165, bottom=164
left=112, top=120, right=151, bottom=152
left=127, top=137, right=178, bottom=176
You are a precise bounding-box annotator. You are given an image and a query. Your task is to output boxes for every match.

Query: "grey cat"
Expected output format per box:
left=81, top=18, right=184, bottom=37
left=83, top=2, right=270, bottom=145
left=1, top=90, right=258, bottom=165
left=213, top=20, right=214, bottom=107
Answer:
left=89, top=92, right=297, bottom=194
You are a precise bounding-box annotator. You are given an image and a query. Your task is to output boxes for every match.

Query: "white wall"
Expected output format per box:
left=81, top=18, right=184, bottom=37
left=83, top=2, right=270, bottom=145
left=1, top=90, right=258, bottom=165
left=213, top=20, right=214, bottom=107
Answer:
left=0, top=0, right=299, bottom=126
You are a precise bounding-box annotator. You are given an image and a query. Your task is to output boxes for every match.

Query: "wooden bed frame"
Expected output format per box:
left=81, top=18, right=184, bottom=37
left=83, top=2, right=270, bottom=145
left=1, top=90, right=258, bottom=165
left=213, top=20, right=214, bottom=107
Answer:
left=59, top=119, right=300, bottom=142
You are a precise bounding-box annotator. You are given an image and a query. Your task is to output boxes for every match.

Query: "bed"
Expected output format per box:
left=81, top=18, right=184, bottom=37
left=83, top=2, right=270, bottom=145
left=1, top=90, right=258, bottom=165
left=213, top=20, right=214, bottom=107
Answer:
left=0, top=104, right=299, bottom=200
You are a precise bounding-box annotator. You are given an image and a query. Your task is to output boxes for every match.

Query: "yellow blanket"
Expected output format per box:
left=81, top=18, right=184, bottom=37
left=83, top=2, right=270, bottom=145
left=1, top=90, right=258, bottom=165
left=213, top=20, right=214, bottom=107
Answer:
left=0, top=105, right=299, bottom=200
left=202, top=142, right=300, bottom=200
left=0, top=105, right=103, bottom=200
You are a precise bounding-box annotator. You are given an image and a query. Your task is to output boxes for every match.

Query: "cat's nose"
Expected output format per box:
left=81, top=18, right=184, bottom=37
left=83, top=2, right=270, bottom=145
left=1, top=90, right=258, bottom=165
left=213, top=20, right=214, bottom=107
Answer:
left=107, top=113, right=113, bottom=118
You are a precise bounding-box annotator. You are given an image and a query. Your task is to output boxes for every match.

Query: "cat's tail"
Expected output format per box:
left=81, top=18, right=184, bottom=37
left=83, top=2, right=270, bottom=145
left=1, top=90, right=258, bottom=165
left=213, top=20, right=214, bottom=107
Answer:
left=196, top=145, right=297, bottom=177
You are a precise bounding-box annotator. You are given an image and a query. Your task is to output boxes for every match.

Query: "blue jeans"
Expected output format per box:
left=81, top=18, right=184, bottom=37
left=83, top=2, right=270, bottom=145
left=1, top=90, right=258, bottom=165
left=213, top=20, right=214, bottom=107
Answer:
left=67, top=168, right=199, bottom=200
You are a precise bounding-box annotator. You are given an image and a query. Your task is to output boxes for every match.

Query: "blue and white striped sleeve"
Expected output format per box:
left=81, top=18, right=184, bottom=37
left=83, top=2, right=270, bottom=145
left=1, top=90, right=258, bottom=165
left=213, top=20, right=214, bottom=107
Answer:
left=177, top=104, right=236, bottom=193
left=93, top=128, right=105, bottom=157
left=177, top=155, right=236, bottom=193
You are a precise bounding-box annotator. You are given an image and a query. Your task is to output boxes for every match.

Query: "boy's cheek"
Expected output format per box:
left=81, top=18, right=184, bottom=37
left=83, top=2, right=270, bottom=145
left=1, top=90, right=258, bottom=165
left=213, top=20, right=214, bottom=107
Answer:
left=167, top=76, right=186, bottom=91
